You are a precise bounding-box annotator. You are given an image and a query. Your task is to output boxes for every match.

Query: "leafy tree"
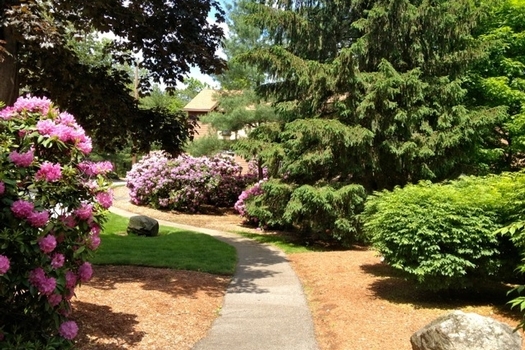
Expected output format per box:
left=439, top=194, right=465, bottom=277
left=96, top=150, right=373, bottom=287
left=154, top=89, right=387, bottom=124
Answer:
left=230, top=0, right=507, bottom=244
left=466, top=0, right=525, bottom=170
left=213, top=0, right=266, bottom=90
left=239, top=0, right=505, bottom=192
left=1, top=0, right=226, bottom=153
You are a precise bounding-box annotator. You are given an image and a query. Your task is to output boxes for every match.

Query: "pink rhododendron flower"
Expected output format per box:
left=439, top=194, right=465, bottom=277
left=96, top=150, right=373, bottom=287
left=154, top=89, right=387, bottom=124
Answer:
left=78, top=161, right=114, bottom=176
left=77, top=138, right=93, bottom=154
left=78, top=262, right=93, bottom=282
left=8, top=149, right=34, bottom=167
left=48, top=293, right=62, bottom=307
left=13, top=95, right=52, bottom=114
left=74, top=203, right=93, bottom=220
left=57, top=112, right=76, bottom=126
left=27, top=210, right=50, bottom=227
left=96, top=190, right=113, bottom=209
left=60, top=214, right=77, bottom=228
left=65, top=271, right=77, bottom=288
left=0, top=181, right=4, bottom=195
left=90, top=224, right=101, bottom=235
left=0, top=96, right=52, bottom=120
left=11, top=199, right=34, bottom=218
left=38, top=234, right=57, bottom=254
left=87, top=234, right=101, bottom=250
left=35, top=162, right=62, bottom=182
left=29, top=268, right=56, bottom=295
left=59, top=320, right=78, bottom=340
left=51, top=253, right=65, bottom=269
left=36, top=119, right=55, bottom=136
left=0, top=255, right=10, bottom=274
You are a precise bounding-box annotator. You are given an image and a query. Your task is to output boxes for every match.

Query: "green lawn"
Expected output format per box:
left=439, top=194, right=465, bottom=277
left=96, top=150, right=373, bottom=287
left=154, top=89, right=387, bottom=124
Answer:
left=91, top=212, right=237, bottom=275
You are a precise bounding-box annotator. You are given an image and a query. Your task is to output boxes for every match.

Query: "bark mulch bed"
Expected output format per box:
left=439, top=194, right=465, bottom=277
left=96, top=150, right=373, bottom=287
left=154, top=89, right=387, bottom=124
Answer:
left=73, top=186, right=524, bottom=349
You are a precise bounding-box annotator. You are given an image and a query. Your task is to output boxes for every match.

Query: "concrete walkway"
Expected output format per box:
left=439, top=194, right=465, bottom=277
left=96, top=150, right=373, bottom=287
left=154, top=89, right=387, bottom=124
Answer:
left=110, top=206, right=319, bottom=350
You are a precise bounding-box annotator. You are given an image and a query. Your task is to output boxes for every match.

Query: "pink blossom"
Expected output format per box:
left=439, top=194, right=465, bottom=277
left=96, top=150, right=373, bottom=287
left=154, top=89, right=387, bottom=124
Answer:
left=1, top=96, right=53, bottom=120
left=57, top=112, right=76, bottom=126
left=88, top=235, right=101, bottom=250
left=36, top=119, right=56, bottom=136
left=59, top=320, right=78, bottom=340
left=0, top=106, right=15, bottom=120
left=38, top=234, right=57, bottom=254
left=74, top=203, right=93, bottom=221
left=29, top=268, right=56, bottom=295
left=35, top=162, right=62, bottom=182
left=60, top=214, right=77, bottom=228
left=65, top=271, right=77, bottom=288
left=78, top=161, right=114, bottom=176
left=0, top=255, right=10, bottom=274
left=78, top=262, right=93, bottom=282
left=50, top=253, right=65, bottom=269
left=50, top=124, right=73, bottom=142
left=27, top=210, right=50, bottom=227
left=48, top=293, right=62, bottom=307
left=12, top=95, right=52, bottom=115
left=77, top=138, right=93, bottom=154
left=90, top=224, right=101, bottom=235
left=96, top=190, right=113, bottom=209
left=11, top=200, right=34, bottom=218
left=8, top=149, right=34, bottom=167
left=0, top=181, right=4, bottom=195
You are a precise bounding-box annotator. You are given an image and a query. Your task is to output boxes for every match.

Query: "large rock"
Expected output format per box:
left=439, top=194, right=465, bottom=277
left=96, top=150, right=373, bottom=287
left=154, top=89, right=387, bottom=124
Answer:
left=127, top=215, right=159, bottom=237
left=410, top=310, right=521, bottom=350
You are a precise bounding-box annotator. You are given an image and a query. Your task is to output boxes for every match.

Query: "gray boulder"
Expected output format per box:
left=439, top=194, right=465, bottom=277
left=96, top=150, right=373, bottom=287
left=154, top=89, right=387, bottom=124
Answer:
left=127, top=215, right=159, bottom=237
left=410, top=310, right=521, bottom=350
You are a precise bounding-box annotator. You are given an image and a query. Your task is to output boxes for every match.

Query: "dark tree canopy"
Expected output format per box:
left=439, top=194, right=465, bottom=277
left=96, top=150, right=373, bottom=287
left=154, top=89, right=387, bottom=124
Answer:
left=0, top=0, right=226, bottom=153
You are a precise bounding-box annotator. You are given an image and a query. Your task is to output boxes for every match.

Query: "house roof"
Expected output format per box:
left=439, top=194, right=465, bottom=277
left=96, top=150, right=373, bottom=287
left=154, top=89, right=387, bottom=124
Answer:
left=183, top=89, right=220, bottom=113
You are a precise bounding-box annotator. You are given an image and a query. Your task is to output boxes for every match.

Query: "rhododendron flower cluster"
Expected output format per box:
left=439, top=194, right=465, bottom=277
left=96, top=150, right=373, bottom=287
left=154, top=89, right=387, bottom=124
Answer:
left=234, top=179, right=267, bottom=224
left=0, top=96, right=112, bottom=347
left=126, top=151, right=260, bottom=213
left=0, top=255, right=10, bottom=274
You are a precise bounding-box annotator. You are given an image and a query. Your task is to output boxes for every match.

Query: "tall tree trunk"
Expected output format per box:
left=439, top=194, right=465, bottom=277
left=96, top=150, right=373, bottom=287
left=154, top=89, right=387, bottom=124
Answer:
left=0, top=26, right=19, bottom=106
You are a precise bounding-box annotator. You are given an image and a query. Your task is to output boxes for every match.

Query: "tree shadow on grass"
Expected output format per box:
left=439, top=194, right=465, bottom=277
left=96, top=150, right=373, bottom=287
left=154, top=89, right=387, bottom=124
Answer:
left=85, top=265, right=230, bottom=299
left=360, top=262, right=522, bottom=323
left=72, top=302, right=144, bottom=350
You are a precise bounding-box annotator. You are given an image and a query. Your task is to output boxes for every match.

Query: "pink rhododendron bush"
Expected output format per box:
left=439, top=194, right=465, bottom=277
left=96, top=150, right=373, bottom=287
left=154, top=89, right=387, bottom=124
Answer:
left=0, top=96, right=113, bottom=348
left=126, top=151, right=257, bottom=212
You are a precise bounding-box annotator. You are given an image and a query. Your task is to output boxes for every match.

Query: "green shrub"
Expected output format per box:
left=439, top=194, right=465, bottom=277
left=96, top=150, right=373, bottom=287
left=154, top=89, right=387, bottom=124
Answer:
left=240, top=180, right=366, bottom=246
left=243, top=179, right=294, bottom=229
left=362, top=174, right=525, bottom=291
left=283, top=184, right=367, bottom=246
left=185, top=134, right=230, bottom=157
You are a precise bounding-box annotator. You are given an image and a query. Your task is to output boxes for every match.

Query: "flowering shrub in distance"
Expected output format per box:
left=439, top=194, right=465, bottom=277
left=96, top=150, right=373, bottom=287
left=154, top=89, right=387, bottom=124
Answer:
left=0, top=96, right=113, bottom=348
left=126, top=152, right=257, bottom=212
left=234, top=179, right=266, bottom=225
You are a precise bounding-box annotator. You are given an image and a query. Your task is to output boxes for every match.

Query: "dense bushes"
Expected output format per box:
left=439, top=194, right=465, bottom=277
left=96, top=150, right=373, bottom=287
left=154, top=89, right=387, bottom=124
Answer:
left=0, top=97, right=112, bottom=348
left=236, top=179, right=367, bottom=246
left=126, top=151, right=257, bottom=212
left=362, top=174, right=525, bottom=290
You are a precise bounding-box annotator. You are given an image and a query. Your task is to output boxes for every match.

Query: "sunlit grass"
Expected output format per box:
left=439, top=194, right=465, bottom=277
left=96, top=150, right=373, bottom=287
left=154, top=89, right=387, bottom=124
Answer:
left=91, top=212, right=237, bottom=275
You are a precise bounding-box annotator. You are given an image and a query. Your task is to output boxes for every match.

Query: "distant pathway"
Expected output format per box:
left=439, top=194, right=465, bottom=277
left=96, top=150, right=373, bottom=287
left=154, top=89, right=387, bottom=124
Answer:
left=109, top=204, right=319, bottom=350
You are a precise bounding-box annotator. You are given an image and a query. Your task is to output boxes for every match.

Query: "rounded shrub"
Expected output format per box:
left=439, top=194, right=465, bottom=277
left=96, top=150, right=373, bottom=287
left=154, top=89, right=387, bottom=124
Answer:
left=0, top=96, right=113, bottom=348
left=362, top=174, right=525, bottom=291
left=126, top=152, right=255, bottom=212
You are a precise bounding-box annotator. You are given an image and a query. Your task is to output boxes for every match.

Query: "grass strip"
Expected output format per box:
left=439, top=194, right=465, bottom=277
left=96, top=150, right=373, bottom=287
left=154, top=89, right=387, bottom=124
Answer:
left=91, top=212, right=237, bottom=275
